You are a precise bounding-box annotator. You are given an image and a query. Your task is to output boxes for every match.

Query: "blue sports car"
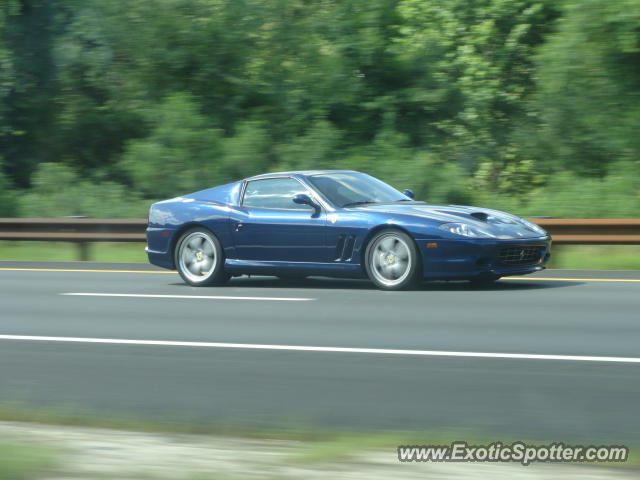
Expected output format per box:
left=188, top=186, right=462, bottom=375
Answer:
left=146, top=170, right=551, bottom=290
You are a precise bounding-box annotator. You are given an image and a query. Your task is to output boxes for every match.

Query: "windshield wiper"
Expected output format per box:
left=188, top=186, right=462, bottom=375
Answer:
left=341, top=200, right=377, bottom=208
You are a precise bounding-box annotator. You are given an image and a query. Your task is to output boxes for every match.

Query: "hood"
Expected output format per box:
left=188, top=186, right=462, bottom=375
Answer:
left=350, top=202, right=546, bottom=239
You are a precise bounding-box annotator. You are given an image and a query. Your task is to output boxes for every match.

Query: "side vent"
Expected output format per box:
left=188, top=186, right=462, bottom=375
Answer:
left=334, top=235, right=346, bottom=261
left=334, top=234, right=356, bottom=261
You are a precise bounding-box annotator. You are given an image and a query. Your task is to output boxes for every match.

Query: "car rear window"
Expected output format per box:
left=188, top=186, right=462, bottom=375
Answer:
left=242, top=177, right=313, bottom=210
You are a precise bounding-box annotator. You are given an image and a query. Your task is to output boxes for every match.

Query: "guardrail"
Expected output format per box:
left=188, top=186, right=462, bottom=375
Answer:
left=533, top=218, right=640, bottom=245
left=0, top=218, right=146, bottom=261
left=1, top=217, right=639, bottom=261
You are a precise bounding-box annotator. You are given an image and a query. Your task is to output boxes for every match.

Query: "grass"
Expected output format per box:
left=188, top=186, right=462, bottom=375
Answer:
left=547, top=245, right=640, bottom=270
left=0, top=440, right=57, bottom=480
left=0, top=404, right=637, bottom=467
left=289, top=432, right=443, bottom=463
left=0, top=241, right=147, bottom=263
left=0, top=423, right=635, bottom=480
left=290, top=434, right=640, bottom=466
left=0, top=403, right=352, bottom=440
left=1, top=241, right=639, bottom=270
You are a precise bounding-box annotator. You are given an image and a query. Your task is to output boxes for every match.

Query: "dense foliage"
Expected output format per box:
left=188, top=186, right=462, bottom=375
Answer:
left=0, top=0, right=639, bottom=217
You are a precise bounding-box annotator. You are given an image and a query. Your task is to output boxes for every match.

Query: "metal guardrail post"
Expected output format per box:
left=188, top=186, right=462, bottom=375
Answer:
left=77, top=241, right=90, bottom=261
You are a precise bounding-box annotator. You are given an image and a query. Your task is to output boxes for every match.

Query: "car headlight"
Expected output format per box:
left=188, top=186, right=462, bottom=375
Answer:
left=438, top=222, right=496, bottom=238
left=518, top=218, right=547, bottom=235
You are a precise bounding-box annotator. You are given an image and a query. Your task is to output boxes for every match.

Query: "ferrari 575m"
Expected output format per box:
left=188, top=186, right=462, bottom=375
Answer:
left=146, top=170, right=551, bottom=290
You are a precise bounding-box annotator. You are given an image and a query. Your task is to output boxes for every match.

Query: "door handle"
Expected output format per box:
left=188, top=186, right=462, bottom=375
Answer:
left=235, top=223, right=244, bottom=231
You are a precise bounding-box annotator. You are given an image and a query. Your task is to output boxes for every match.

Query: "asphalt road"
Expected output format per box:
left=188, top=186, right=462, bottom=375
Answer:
left=0, top=261, right=639, bottom=443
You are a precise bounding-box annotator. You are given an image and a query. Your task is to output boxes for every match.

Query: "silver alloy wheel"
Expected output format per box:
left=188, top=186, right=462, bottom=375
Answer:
left=369, top=233, right=412, bottom=287
left=177, top=231, right=217, bottom=283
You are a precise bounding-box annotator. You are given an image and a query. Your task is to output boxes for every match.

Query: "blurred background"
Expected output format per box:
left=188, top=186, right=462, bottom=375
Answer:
left=1, top=0, right=639, bottom=220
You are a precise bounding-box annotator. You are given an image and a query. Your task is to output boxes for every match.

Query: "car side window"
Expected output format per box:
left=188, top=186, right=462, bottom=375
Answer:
left=242, top=178, right=314, bottom=210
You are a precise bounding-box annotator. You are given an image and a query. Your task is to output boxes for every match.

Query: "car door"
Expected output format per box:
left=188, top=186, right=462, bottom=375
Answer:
left=230, top=177, right=327, bottom=262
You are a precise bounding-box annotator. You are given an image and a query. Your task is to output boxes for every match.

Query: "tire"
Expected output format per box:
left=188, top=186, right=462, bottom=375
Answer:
left=174, top=228, right=230, bottom=286
left=364, top=229, right=420, bottom=290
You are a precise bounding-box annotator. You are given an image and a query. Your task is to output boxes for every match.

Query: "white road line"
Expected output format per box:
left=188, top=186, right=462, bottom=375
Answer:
left=61, top=293, right=314, bottom=302
left=0, top=334, right=638, bottom=364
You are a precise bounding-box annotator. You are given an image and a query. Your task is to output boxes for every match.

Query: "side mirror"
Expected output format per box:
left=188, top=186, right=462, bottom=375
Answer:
left=403, top=189, right=415, bottom=199
left=293, top=193, right=321, bottom=216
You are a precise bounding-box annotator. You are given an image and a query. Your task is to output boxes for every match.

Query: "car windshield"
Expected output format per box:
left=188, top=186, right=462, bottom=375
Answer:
left=306, top=172, right=409, bottom=208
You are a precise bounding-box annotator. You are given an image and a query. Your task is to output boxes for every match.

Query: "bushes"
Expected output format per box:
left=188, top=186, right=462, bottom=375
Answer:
left=19, top=163, right=147, bottom=218
left=0, top=159, right=19, bottom=216
left=5, top=156, right=640, bottom=220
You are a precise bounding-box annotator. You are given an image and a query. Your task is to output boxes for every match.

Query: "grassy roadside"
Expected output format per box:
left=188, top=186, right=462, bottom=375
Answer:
left=0, top=439, right=57, bottom=480
left=0, top=404, right=637, bottom=467
left=0, top=241, right=147, bottom=263
left=1, top=241, right=639, bottom=270
left=547, top=245, right=640, bottom=270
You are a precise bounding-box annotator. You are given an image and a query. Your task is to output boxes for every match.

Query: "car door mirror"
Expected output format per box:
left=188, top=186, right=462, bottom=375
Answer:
left=403, top=189, right=415, bottom=199
left=293, top=193, right=321, bottom=216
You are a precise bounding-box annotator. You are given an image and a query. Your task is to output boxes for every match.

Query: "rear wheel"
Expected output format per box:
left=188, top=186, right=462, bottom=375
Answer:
left=175, top=228, right=230, bottom=286
left=365, top=229, right=420, bottom=290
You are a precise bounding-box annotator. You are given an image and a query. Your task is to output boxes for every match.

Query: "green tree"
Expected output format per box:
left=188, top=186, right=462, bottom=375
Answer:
left=0, top=1, right=18, bottom=169
left=120, top=93, right=224, bottom=198
left=274, top=119, right=342, bottom=171
left=0, top=0, right=65, bottom=187
left=393, top=0, right=560, bottom=182
left=1, top=0, right=638, bottom=219
left=531, top=0, right=640, bottom=175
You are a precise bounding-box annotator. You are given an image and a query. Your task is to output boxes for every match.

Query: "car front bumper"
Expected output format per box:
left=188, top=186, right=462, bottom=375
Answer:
left=416, top=236, right=551, bottom=280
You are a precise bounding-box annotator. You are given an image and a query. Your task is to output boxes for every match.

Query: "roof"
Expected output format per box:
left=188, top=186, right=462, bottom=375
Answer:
left=245, top=170, right=359, bottom=180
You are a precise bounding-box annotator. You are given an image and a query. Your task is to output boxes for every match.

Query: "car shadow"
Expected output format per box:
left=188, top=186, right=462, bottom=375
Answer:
left=170, top=276, right=583, bottom=291
left=422, top=279, right=584, bottom=291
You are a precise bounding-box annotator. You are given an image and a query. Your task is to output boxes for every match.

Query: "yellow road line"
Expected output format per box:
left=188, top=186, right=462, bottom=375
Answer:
left=0, top=268, right=639, bottom=282
left=0, top=268, right=174, bottom=274
left=507, top=277, right=640, bottom=282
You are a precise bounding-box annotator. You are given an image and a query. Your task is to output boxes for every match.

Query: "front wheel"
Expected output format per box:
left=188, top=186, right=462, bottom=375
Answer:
left=175, top=228, right=230, bottom=286
left=365, top=229, right=420, bottom=290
